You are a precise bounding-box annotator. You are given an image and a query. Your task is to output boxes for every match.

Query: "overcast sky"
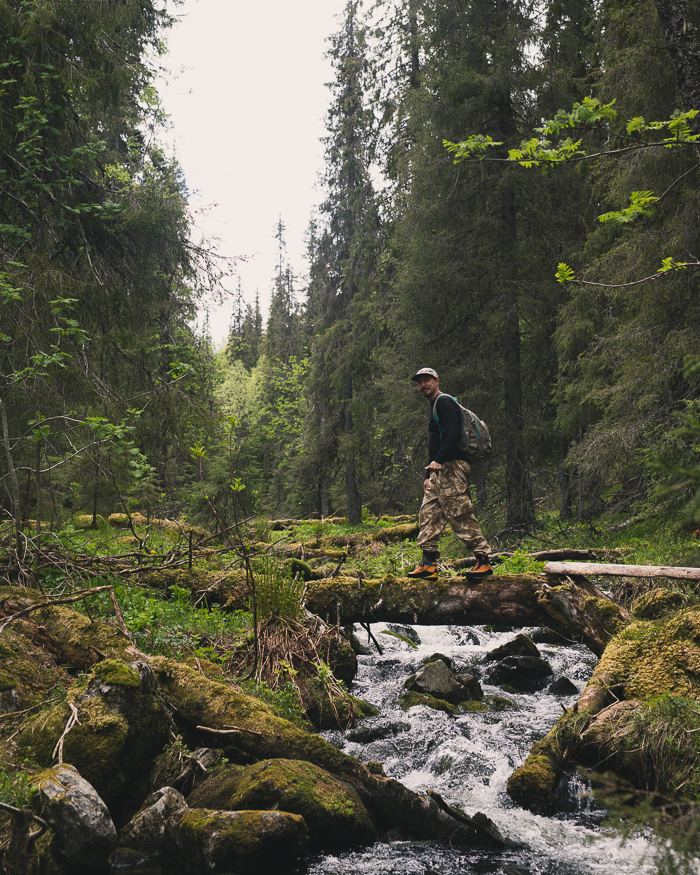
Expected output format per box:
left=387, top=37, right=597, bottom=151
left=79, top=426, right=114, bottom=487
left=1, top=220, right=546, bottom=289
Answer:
left=159, top=0, right=348, bottom=347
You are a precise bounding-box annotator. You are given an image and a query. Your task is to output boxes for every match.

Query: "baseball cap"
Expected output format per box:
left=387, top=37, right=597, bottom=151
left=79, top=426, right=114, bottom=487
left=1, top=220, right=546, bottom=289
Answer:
left=411, top=367, right=439, bottom=382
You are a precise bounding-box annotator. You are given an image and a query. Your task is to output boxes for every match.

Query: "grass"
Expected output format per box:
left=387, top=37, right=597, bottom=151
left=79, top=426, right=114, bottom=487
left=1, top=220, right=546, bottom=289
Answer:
left=66, top=581, right=250, bottom=661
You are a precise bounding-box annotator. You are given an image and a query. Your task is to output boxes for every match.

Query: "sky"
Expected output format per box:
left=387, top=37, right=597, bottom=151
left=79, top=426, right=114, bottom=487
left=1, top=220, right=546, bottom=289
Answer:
left=158, top=0, right=348, bottom=347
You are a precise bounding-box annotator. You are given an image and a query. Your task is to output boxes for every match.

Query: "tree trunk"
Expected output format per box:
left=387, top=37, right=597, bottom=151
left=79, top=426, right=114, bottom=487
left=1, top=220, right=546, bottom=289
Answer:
left=0, top=396, right=22, bottom=554
left=344, top=373, right=362, bottom=525
left=654, top=0, right=700, bottom=132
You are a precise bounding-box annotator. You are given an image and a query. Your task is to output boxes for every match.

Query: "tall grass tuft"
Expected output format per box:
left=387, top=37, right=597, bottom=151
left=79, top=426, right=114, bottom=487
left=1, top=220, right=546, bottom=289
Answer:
left=253, top=555, right=305, bottom=621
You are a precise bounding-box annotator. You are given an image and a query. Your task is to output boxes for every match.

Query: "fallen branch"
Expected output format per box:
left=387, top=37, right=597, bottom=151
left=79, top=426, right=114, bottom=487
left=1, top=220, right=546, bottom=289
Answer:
left=196, top=724, right=263, bottom=737
left=52, top=702, right=81, bottom=763
left=544, top=561, right=700, bottom=581
left=426, top=789, right=506, bottom=846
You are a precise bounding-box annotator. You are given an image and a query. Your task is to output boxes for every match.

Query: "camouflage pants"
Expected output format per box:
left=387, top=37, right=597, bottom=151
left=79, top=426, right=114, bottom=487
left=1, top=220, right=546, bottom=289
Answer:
left=417, top=459, right=491, bottom=555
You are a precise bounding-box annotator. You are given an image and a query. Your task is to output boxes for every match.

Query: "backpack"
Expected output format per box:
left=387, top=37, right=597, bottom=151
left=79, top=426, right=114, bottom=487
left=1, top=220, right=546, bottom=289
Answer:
left=432, top=393, right=492, bottom=461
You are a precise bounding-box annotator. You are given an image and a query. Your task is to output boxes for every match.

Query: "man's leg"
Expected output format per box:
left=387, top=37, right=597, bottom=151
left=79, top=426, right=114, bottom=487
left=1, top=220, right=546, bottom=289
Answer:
left=437, top=460, right=493, bottom=578
left=408, top=478, right=446, bottom=579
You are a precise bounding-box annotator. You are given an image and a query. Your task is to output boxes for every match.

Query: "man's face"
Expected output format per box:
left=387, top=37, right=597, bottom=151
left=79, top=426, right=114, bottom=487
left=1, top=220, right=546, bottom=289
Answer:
left=416, top=375, right=439, bottom=401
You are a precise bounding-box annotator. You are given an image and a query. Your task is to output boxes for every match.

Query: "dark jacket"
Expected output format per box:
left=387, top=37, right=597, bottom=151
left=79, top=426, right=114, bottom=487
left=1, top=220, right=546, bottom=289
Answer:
left=428, top=393, right=469, bottom=465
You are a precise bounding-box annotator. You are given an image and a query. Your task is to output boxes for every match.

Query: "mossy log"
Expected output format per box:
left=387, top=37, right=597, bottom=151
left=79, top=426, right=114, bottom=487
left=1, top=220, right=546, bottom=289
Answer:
left=508, top=603, right=700, bottom=814
left=148, top=657, right=501, bottom=847
left=304, top=574, right=628, bottom=653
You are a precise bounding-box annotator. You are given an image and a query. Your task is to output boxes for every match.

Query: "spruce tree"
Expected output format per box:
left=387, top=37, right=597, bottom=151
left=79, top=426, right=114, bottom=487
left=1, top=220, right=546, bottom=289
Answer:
left=307, top=0, right=381, bottom=524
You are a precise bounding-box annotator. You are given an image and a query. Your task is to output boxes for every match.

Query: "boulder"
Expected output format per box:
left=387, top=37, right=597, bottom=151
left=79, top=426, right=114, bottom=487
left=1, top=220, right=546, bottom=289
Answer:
left=110, top=786, right=187, bottom=870
left=187, top=758, right=376, bottom=850
left=485, top=655, right=553, bottom=692
left=32, top=764, right=117, bottom=867
left=166, top=808, right=309, bottom=873
left=482, top=633, right=541, bottom=663
left=548, top=677, right=578, bottom=697
left=404, top=659, right=483, bottom=705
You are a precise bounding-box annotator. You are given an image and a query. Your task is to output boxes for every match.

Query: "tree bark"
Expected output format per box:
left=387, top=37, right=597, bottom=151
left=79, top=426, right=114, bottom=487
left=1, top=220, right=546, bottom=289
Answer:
left=654, top=0, right=700, bottom=132
left=344, top=373, right=362, bottom=525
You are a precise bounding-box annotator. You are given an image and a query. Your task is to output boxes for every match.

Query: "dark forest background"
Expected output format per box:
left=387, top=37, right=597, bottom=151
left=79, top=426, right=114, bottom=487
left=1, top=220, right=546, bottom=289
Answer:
left=3, top=0, right=700, bottom=545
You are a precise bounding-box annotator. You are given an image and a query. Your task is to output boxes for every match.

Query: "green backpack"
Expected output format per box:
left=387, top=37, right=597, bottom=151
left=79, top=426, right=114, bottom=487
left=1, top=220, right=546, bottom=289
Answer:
left=433, top=394, right=492, bottom=461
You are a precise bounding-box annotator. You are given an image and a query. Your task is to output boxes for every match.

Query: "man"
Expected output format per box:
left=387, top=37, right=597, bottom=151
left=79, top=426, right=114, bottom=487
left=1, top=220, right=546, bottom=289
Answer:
left=408, top=367, right=493, bottom=580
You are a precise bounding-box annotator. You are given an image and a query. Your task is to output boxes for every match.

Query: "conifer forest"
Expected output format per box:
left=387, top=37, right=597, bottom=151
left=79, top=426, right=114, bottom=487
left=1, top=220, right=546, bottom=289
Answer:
left=3, top=0, right=700, bottom=873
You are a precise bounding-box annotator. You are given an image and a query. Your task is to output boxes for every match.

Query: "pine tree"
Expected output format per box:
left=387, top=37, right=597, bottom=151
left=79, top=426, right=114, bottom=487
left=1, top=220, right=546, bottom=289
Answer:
left=307, top=0, right=382, bottom=524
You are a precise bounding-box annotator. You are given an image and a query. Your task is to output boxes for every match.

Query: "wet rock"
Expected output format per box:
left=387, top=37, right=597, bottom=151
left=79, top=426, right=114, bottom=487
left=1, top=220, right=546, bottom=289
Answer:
left=18, top=659, right=171, bottom=818
left=485, top=655, right=553, bottom=692
left=482, top=633, right=541, bottom=663
left=399, top=690, right=459, bottom=715
left=485, top=695, right=520, bottom=711
left=347, top=721, right=409, bottom=743
left=32, top=764, right=117, bottom=867
left=110, top=786, right=187, bottom=869
left=548, top=677, right=578, bottom=696
left=187, top=758, right=376, bottom=850
left=421, top=652, right=453, bottom=669
left=166, top=808, right=309, bottom=873
left=404, top=659, right=483, bottom=704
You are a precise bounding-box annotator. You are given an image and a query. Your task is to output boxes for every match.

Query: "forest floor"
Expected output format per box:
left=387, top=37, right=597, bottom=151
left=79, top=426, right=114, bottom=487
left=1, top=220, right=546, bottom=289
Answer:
left=0, top=510, right=699, bottom=871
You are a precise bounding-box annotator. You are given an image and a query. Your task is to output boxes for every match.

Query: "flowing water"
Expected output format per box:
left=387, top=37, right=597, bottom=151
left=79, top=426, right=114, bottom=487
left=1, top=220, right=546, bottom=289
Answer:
left=301, top=623, right=656, bottom=875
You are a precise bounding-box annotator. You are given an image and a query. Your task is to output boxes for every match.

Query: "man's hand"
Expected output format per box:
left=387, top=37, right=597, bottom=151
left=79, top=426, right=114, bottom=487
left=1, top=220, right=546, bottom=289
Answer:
left=423, top=478, right=430, bottom=493
left=425, top=461, right=443, bottom=472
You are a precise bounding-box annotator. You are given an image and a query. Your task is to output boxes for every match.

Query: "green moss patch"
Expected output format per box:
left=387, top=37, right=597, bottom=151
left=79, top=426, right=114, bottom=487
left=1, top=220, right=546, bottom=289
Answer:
left=188, top=758, right=376, bottom=849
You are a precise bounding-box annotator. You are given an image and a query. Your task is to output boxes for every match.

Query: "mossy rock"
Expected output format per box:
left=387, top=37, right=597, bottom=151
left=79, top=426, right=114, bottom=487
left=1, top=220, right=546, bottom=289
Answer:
left=631, top=588, right=687, bottom=620
left=399, top=690, right=459, bottom=715
left=17, top=660, right=171, bottom=815
left=167, top=808, right=308, bottom=873
left=188, top=758, right=376, bottom=850
left=0, top=623, right=68, bottom=710
left=350, top=696, right=379, bottom=719
left=485, top=695, right=519, bottom=711
left=507, top=735, right=562, bottom=814
left=459, top=700, right=488, bottom=713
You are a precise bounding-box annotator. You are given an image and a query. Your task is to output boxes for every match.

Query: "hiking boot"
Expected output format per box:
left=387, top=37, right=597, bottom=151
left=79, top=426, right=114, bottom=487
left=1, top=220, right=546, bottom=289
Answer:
left=407, top=561, right=438, bottom=579
left=408, top=550, right=439, bottom=579
left=465, top=554, right=493, bottom=581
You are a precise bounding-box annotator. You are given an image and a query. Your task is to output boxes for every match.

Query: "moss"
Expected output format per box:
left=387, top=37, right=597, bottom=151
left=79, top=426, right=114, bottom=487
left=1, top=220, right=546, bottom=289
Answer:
left=632, top=588, right=687, bottom=620
left=187, top=759, right=376, bottom=849
left=459, top=700, right=488, bottom=713
left=398, top=691, right=459, bottom=715
left=485, top=695, right=519, bottom=711
left=93, top=659, right=141, bottom=689
left=305, top=575, right=451, bottom=622
left=0, top=615, right=67, bottom=709
left=148, top=656, right=369, bottom=783
left=507, top=754, right=558, bottom=811
left=350, top=696, right=379, bottom=719
left=586, top=607, right=700, bottom=702
left=174, top=808, right=309, bottom=869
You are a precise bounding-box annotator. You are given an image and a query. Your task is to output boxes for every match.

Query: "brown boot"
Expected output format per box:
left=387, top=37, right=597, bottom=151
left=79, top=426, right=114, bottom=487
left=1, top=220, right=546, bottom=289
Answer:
left=407, top=551, right=439, bottom=579
left=466, top=553, right=493, bottom=580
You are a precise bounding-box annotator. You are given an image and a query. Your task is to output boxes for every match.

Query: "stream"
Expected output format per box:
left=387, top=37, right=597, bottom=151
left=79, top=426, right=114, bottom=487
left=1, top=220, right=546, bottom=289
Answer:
left=302, top=623, right=656, bottom=875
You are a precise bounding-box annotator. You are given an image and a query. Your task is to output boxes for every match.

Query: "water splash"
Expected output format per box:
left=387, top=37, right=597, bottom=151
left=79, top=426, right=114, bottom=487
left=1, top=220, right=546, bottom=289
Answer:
left=307, top=623, right=655, bottom=875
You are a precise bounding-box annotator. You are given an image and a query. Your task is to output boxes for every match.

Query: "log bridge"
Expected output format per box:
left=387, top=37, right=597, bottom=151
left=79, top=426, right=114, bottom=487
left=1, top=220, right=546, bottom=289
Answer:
left=305, top=562, right=699, bottom=655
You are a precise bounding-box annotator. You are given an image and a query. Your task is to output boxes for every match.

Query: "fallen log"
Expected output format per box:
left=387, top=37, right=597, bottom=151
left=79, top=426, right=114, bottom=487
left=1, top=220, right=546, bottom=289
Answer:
left=304, top=573, right=628, bottom=654
left=544, top=561, right=700, bottom=581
